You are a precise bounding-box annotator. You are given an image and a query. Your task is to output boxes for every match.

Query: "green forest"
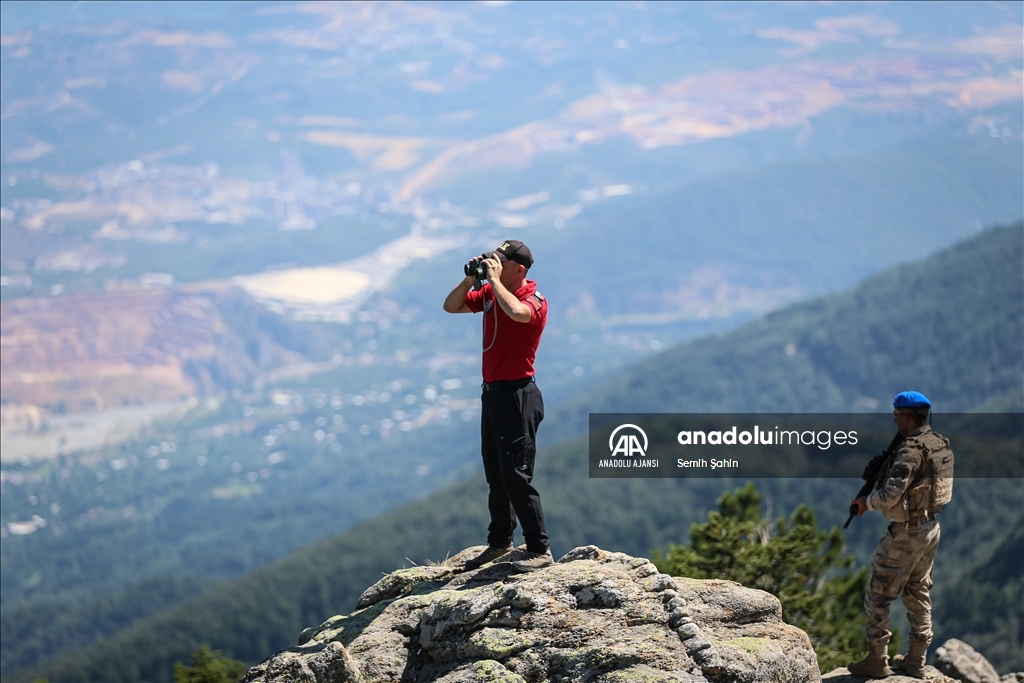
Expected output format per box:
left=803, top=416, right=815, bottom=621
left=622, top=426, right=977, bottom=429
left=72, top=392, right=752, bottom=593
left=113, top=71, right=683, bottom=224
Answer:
left=7, top=223, right=1021, bottom=682
left=548, top=221, right=1023, bottom=424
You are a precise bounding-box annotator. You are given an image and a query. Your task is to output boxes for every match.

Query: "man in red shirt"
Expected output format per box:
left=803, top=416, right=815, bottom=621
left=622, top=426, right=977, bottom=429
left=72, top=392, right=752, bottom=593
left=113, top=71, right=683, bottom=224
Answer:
left=443, top=239, right=552, bottom=572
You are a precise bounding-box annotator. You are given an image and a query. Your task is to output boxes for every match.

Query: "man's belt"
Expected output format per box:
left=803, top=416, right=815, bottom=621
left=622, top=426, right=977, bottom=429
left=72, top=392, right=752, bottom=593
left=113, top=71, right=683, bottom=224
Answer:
left=890, top=511, right=939, bottom=530
left=481, top=376, right=535, bottom=392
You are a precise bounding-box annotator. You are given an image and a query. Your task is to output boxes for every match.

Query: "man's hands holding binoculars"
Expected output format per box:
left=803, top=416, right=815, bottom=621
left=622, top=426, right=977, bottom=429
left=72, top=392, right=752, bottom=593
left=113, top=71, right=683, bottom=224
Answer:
left=464, top=253, right=502, bottom=282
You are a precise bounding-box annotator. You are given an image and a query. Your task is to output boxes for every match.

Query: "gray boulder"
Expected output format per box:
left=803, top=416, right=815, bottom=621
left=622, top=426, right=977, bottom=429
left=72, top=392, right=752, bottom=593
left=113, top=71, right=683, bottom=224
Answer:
left=242, top=545, right=821, bottom=683
left=822, top=637, right=1023, bottom=683
left=935, top=639, right=1001, bottom=683
left=823, top=666, right=955, bottom=682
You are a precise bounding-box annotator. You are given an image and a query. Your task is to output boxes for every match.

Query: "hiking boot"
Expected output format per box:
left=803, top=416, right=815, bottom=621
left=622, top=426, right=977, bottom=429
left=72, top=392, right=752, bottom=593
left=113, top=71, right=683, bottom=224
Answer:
left=891, top=654, right=926, bottom=679
left=847, top=646, right=892, bottom=679
left=892, top=638, right=928, bottom=679
left=512, top=548, right=554, bottom=573
left=463, top=544, right=513, bottom=570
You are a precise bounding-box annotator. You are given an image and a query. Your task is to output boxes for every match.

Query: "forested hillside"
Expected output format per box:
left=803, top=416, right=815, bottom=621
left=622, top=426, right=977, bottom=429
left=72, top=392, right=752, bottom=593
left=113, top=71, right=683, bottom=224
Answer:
left=534, top=142, right=1024, bottom=316
left=548, top=221, right=1023, bottom=430
left=933, top=514, right=1024, bottom=672
left=11, top=224, right=1023, bottom=682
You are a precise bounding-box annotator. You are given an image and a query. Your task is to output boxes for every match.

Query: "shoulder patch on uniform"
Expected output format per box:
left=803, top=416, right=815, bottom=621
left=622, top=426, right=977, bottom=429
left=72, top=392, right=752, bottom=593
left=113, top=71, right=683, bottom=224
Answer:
left=533, top=291, right=545, bottom=301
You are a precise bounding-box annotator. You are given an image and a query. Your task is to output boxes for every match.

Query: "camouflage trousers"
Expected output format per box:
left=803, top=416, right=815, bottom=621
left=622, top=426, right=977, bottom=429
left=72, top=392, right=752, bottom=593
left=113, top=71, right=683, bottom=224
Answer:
left=865, top=519, right=941, bottom=650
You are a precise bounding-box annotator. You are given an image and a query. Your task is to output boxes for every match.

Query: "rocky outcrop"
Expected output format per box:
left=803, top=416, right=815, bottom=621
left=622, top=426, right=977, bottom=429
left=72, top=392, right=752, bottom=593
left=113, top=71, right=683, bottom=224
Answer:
left=934, top=639, right=1008, bottom=683
left=242, top=545, right=820, bottom=683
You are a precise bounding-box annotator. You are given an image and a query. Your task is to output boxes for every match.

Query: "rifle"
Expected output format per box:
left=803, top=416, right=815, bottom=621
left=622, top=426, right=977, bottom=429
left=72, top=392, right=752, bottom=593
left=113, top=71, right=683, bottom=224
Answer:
left=844, top=432, right=904, bottom=529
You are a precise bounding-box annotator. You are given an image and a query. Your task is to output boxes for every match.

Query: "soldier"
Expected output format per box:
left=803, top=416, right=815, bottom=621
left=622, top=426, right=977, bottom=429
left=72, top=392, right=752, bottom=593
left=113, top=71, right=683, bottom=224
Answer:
left=848, top=391, right=954, bottom=679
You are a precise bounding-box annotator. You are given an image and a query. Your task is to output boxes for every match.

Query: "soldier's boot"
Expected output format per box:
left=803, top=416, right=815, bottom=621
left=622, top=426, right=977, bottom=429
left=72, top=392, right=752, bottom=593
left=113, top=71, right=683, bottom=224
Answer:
left=847, top=642, right=892, bottom=679
left=892, top=639, right=928, bottom=679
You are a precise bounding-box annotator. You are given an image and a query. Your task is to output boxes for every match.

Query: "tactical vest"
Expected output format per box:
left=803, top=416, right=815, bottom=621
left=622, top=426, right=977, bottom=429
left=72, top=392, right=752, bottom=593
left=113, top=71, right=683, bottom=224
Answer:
left=903, top=431, right=954, bottom=518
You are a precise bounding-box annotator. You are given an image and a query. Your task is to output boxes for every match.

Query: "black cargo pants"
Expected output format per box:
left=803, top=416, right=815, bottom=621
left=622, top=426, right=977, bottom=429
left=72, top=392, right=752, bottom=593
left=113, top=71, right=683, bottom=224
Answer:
left=480, top=378, right=548, bottom=553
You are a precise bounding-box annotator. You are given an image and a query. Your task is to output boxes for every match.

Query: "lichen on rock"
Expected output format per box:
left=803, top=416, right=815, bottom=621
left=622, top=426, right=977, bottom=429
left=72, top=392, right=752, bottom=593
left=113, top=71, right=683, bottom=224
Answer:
left=242, top=545, right=822, bottom=683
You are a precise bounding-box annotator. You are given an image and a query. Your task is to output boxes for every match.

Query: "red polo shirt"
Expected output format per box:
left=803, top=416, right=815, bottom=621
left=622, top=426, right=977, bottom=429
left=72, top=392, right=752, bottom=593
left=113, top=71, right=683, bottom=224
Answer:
left=464, top=280, right=547, bottom=382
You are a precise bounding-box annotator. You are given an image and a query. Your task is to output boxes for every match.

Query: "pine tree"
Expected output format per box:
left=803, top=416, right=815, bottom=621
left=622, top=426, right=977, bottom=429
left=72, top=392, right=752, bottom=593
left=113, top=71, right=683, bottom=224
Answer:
left=173, top=645, right=247, bottom=683
left=652, top=483, right=867, bottom=672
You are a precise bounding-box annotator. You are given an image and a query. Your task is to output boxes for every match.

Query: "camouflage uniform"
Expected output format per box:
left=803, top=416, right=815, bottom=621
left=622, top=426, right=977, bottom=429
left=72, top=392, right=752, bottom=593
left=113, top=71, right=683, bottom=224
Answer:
left=864, top=424, right=950, bottom=656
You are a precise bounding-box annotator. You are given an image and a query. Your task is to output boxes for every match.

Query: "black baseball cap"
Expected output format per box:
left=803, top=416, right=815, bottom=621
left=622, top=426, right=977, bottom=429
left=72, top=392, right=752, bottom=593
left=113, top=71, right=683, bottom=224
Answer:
left=493, top=239, right=534, bottom=268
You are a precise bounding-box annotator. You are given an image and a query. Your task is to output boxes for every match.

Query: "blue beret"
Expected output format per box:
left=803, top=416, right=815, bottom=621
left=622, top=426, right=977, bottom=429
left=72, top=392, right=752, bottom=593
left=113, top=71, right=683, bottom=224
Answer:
left=893, top=391, right=931, bottom=408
